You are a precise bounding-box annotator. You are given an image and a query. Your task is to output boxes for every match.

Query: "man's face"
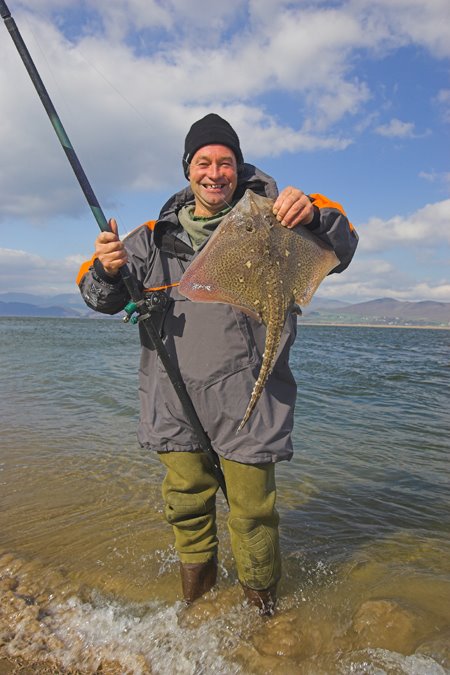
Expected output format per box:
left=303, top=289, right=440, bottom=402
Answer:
left=189, top=144, right=238, bottom=217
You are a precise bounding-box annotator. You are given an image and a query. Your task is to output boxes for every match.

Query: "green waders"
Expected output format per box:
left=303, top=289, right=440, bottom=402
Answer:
left=158, top=451, right=281, bottom=613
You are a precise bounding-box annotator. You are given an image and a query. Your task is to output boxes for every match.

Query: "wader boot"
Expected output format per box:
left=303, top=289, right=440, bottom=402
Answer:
left=241, top=583, right=277, bottom=616
left=180, top=555, right=218, bottom=604
left=221, top=459, right=281, bottom=616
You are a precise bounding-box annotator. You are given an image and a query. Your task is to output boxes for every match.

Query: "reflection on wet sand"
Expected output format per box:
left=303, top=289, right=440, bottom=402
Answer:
left=1, top=439, right=449, bottom=673
left=1, top=442, right=449, bottom=673
left=1, top=529, right=449, bottom=674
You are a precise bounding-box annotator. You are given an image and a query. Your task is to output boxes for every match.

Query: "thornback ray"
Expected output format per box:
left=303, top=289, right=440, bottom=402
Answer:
left=179, top=189, right=340, bottom=431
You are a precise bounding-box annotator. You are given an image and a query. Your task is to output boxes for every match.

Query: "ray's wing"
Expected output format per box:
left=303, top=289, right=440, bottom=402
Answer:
left=275, top=224, right=340, bottom=307
left=179, top=205, right=269, bottom=320
left=179, top=271, right=262, bottom=321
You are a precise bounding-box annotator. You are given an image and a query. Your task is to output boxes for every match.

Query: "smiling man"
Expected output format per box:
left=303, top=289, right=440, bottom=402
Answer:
left=78, top=113, right=358, bottom=614
left=186, top=144, right=238, bottom=218
left=189, top=144, right=237, bottom=215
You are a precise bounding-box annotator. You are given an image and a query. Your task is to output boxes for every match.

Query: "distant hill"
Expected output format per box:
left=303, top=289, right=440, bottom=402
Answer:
left=0, top=292, right=86, bottom=311
left=0, top=292, right=123, bottom=320
left=0, top=293, right=449, bottom=326
left=335, top=298, right=450, bottom=322
left=0, top=292, right=94, bottom=318
left=307, top=296, right=350, bottom=310
left=0, top=301, right=81, bottom=318
left=302, top=298, right=450, bottom=327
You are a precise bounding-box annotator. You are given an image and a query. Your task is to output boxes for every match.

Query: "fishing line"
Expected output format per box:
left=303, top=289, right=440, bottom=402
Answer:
left=21, top=6, right=152, bottom=131
left=67, top=46, right=160, bottom=238
left=18, top=11, right=72, bottom=120
left=0, top=0, right=228, bottom=503
left=15, top=11, right=145, bottom=237
left=74, top=47, right=155, bottom=130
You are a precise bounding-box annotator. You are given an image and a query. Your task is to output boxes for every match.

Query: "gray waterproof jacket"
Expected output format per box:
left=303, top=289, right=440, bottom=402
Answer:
left=78, top=164, right=358, bottom=463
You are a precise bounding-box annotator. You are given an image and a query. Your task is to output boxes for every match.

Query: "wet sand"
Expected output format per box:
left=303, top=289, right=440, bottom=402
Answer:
left=301, top=322, right=450, bottom=330
left=1, top=520, right=449, bottom=673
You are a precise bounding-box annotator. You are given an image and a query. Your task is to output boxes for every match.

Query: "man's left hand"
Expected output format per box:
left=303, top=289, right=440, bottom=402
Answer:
left=273, top=187, right=314, bottom=228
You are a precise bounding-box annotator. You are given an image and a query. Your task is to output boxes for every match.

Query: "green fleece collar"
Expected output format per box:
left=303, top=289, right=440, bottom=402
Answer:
left=178, top=205, right=232, bottom=250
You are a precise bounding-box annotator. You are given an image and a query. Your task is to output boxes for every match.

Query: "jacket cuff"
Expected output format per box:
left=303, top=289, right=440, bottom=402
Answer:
left=304, top=204, right=321, bottom=231
left=93, top=257, right=123, bottom=284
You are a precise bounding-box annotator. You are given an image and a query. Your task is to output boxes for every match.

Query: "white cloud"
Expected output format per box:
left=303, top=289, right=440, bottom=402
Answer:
left=17, top=0, right=73, bottom=10
left=319, top=254, right=450, bottom=303
left=1, top=2, right=448, bottom=304
left=408, top=282, right=450, bottom=301
left=313, top=198, right=450, bottom=303
left=3, top=239, right=448, bottom=302
left=0, top=6, right=363, bottom=222
left=326, top=279, right=450, bottom=303
left=2, top=194, right=449, bottom=301
left=435, top=88, right=450, bottom=124
left=419, top=170, right=450, bottom=190
left=0, top=247, right=82, bottom=294
left=350, top=0, right=450, bottom=59
left=436, top=89, right=450, bottom=104
left=0, top=0, right=448, bottom=224
left=89, top=0, right=172, bottom=40
left=387, top=0, right=450, bottom=59
left=360, top=199, right=450, bottom=252
left=221, top=106, right=352, bottom=158
left=374, top=118, right=417, bottom=138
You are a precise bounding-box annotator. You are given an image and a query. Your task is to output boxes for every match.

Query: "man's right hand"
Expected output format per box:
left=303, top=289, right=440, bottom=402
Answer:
left=95, top=218, right=128, bottom=276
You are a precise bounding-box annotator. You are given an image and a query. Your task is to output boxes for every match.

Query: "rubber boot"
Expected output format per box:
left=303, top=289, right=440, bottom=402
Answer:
left=241, top=583, right=277, bottom=616
left=180, top=556, right=218, bottom=604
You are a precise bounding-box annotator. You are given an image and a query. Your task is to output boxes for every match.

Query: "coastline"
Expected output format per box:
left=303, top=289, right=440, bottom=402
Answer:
left=0, top=315, right=449, bottom=330
left=300, top=322, right=450, bottom=330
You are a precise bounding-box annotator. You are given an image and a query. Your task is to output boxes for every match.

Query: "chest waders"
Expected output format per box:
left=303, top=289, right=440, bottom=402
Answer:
left=0, top=0, right=228, bottom=503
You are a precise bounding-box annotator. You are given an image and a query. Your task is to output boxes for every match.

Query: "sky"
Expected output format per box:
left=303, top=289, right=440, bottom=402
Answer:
left=0, top=0, right=449, bottom=303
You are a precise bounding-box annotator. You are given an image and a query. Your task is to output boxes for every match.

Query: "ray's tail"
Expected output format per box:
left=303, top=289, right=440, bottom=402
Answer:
left=237, top=291, right=286, bottom=432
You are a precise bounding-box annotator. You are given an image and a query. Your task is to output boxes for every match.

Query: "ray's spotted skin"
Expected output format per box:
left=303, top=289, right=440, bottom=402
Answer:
left=179, top=189, right=340, bottom=430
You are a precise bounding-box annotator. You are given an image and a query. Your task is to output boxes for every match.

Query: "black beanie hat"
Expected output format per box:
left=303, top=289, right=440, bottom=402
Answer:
left=182, top=113, right=244, bottom=178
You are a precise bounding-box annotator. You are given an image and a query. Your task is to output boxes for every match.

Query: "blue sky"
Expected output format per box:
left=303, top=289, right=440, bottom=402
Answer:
left=0, top=0, right=449, bottom=302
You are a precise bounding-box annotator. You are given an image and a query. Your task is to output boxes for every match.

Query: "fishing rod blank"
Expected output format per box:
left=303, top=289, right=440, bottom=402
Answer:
left=0, top=0, right=228, bottom=501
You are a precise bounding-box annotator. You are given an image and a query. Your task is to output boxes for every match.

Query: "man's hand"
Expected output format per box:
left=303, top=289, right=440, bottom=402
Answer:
left=273, top=186, right=314, bottom=229
left=94, top=218, right=128, bottom=276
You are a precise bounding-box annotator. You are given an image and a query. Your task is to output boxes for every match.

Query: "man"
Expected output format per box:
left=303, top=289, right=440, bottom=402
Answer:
left=78, top=113, right=358, bottom=614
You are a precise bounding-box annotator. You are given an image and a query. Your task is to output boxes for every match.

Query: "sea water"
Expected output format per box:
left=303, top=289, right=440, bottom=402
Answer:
left=0, top=317, right=449, bottom=674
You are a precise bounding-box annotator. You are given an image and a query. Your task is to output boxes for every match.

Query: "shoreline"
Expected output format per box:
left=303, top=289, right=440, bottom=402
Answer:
left=300, top=322, right=450, bottom=330
left=1, top=315, right=449, bottom=330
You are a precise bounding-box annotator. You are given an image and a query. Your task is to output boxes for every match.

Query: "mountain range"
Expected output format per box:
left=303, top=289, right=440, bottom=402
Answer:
left=0, top=293, right=449, bottom=327
left=302, top=297, right=450, bottom=327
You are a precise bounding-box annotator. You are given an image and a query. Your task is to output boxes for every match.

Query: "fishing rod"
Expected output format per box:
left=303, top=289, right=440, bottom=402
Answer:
left=0, top=0, right=228, bottom=502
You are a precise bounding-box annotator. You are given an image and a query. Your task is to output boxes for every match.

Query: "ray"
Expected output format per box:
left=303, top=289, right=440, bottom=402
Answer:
left=179, top=189, right=340, bottom=431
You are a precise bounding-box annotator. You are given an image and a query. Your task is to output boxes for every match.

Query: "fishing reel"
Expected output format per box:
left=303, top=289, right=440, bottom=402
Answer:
left=123, top=290, right=172, bottom=325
